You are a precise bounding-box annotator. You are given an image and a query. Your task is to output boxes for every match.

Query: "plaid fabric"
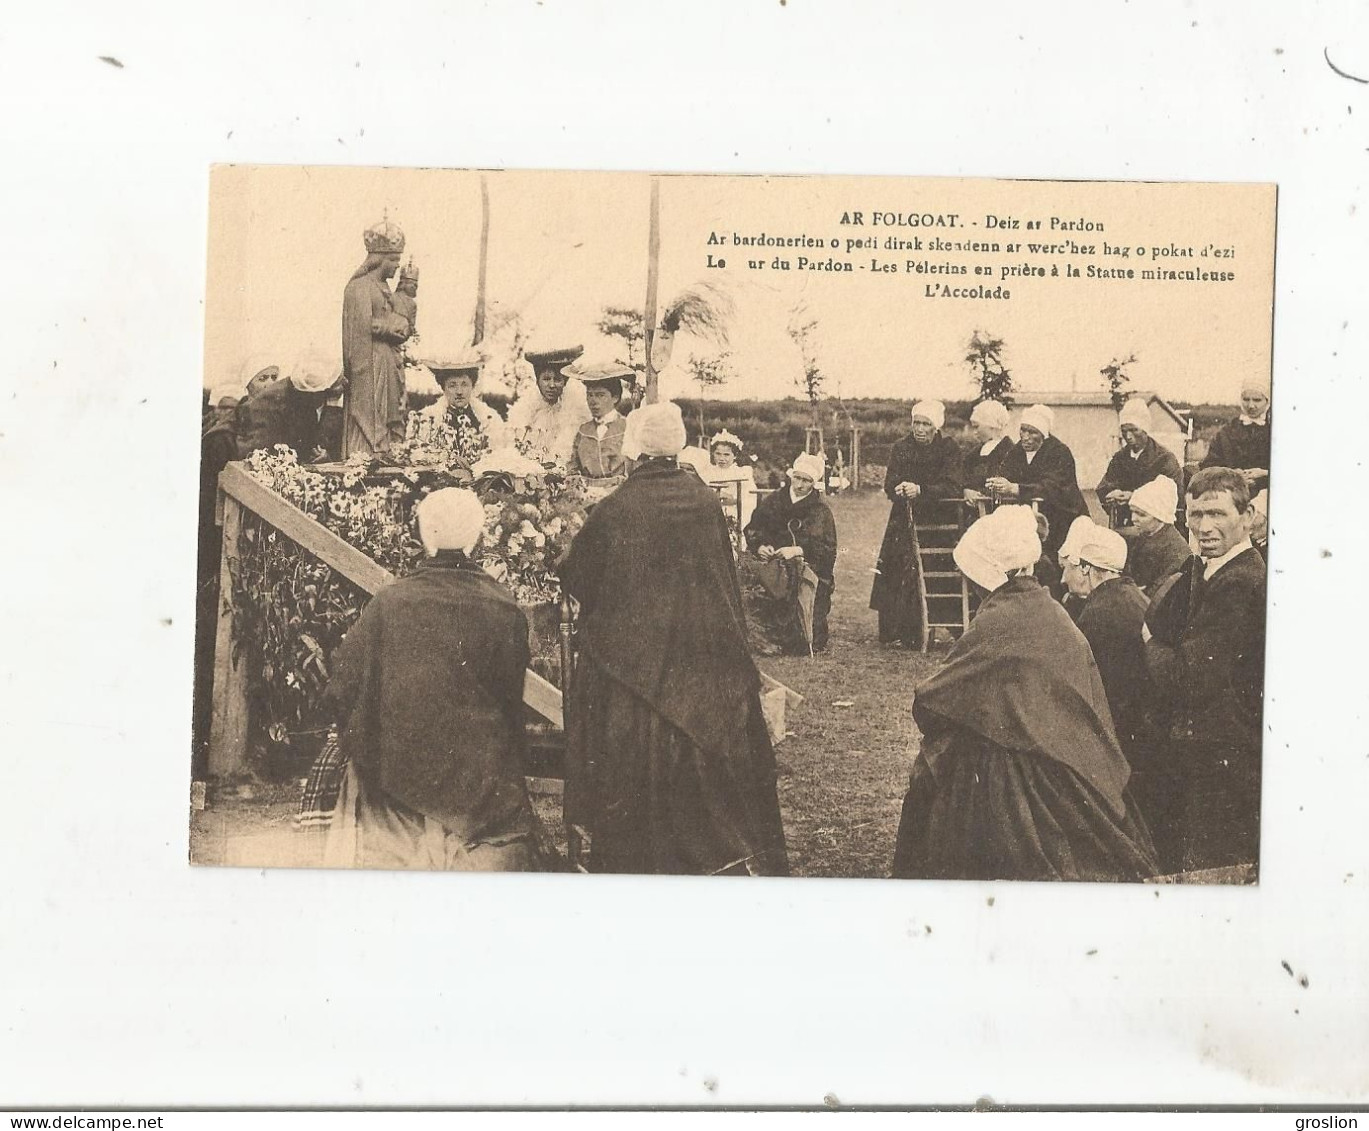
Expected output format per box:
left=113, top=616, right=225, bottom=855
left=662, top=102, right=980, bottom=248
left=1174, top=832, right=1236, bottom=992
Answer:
left=296, top=728, right=348, bottom=832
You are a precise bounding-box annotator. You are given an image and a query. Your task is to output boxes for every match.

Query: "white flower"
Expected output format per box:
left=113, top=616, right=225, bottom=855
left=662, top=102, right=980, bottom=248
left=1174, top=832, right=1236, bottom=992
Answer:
left=518, top=519, right=538, bottom=539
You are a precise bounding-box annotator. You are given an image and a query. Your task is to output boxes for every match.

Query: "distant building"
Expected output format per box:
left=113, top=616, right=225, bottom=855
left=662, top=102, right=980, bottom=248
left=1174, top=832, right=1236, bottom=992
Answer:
left=1010, top=392, right=1191, bottom=491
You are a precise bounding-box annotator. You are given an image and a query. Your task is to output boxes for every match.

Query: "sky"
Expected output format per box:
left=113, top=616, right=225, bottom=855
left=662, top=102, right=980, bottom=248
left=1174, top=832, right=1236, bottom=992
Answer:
left=205, top=166, right=1276, bottom=405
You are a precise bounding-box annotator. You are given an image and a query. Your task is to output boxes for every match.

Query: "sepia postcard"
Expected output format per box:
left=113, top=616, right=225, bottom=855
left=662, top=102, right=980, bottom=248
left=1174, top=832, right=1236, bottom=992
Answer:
left=192, top=166, right=1276, bottom=886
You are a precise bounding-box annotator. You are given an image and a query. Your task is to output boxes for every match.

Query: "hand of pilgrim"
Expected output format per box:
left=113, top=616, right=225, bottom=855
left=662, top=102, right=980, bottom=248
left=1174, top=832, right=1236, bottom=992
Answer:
left=779, top=545, right=803, bottom=561
left=1242, top=468, right=1268, bottom=483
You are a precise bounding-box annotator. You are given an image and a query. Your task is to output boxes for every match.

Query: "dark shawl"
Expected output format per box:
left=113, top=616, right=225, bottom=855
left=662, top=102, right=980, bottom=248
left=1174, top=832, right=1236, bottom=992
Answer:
left=1127, top=522, right=1191, bottom=596
left=559, top=460, right=761, bottom=756
left=1202, top=418, right=1271, bottom=487
left=326, top=553, right=536, bottom=843
left=963, top=435, right=1015, bottom=492
left=1096, top=435, right=1182, bottom=498
left=883, top=432, right=965, bottom=501
left=997, top=435, right=1089, bottom=554
left=1074, top=575, right=1151, bottom=746
left=743, top=485, right=838, bottom=581
left=913, top=575, right=1132, bottom=817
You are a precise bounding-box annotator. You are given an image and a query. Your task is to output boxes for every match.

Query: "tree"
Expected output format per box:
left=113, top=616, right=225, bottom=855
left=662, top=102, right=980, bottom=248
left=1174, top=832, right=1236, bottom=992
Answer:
left=787, top=302, right=825, bottom=432
left=965, top=330, right=1014, bottom=404
left=684, top=352, right=733, bottom=440
left=596, top=306, right=647, bottom=374
left=1100, top=352, right=1138, bottom=412
left=478, top=304, right=534, bottom=398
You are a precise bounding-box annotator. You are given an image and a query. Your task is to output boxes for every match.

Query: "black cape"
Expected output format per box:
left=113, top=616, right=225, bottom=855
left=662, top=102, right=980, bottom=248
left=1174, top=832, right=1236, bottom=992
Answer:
left=326, top=553, right=538, bottom=845
left=892, top=576, right=1158, bottom=882
left=559, top=461, right=788, bottom=875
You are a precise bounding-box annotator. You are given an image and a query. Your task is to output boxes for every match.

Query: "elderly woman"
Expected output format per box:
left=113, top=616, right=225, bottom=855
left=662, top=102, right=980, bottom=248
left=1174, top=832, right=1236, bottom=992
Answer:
left=962, top=398, right=1014, bottom=500
left=870, top=400, right=965, bottom=648
left=891, top=505, right=1159, bottom=883
left=420, top=358, right=508, bottom=461
left=558, top=403, right=789, bottom=876
left=565, top=362, right=633, bottom=482
left=987, top=403, right=1088, bottom=557
left=323, top=488, right=550, bottom=871
left=704, top=428, right=758, bottom=530
left=1097, top=398, right=1183, bottom=526
left=743, top=452, right=838, bottom=653
left=1201, top=373, right=1271, bottom=492
left=1125, top=476, right=1192, bottom=595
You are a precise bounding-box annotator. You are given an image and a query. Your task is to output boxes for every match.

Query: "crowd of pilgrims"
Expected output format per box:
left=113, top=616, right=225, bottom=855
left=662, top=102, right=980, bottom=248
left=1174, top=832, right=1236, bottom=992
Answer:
left=200, top=336, right=1271, bottom=883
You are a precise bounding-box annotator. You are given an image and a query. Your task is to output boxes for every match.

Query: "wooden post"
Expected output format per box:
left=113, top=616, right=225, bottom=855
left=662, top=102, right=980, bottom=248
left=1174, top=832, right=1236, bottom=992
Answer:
left=850, top=427, right=861, bottom=491
left=208, top=494, right=250, bottom=777
left=472, top=175, right=491, bottom=345
left=642, top=177, right=661, bottom=404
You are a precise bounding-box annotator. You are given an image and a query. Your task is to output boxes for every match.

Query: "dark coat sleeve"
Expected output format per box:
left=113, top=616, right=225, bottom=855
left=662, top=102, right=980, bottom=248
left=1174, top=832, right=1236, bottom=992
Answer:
left=1096, top=449, right=1131, bottom=497
left=883, top=441, right=907, bottom=501
left=1014, top=439, right=1086, bottom=515
left=325, top=593, right=380, bottom=720
left=1201, top=423, right=1237, bottom=470
left=800, top=501, right=838, bottom=579
left=924, top=436, right=965, bottom=497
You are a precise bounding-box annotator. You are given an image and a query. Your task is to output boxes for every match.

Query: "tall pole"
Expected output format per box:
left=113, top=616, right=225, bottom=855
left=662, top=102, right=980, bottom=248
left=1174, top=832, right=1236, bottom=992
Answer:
left=473, top=175, right=490, bottom=345
left=642, top=177, right=661, bottom=404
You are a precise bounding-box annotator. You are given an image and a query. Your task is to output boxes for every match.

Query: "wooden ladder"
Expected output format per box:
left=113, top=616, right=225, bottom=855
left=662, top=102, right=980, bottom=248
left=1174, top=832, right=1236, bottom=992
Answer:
left=911, top=518, right=972, bottom=652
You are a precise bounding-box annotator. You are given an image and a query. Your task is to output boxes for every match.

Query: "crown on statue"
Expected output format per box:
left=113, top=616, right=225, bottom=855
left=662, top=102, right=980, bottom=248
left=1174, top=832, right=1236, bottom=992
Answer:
left=363, top=219, right=406, bottom=255
left=399, top=258, right=420, bottom=283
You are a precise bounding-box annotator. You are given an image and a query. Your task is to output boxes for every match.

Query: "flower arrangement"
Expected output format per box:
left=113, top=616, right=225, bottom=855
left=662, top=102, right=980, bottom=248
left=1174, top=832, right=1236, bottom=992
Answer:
left=399, top=408, right=489, bottom=468
left=240, top=443, right=588, bottom=602
left=476, top=476, right=589, bottom=604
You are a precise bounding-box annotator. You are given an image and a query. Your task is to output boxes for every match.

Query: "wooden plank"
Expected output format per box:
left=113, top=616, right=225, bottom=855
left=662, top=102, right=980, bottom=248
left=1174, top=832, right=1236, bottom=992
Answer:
left=523, top=669, right=563, bottom=729
left=219, top=462, right=396, bottom=596
left=760, top=670, right=803, bottom=712
left=209, top=495, right=250, bottom=777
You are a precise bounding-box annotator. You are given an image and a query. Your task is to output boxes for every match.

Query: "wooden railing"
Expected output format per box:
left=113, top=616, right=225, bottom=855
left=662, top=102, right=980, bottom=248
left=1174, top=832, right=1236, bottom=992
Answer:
left=209, top=461, right=562, bottom=777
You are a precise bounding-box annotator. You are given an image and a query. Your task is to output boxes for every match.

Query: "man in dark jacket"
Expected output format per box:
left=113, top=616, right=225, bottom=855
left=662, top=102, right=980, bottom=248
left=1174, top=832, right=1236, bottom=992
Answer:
left=1097, top=398, right=1183, bottom=526
left=1144, top=466, right=1267, bottom=876
left=986, top=403, right=1088, bottom=556
left=324, top=488, right=547, bottom=871
left=559, top=402, right=789, bottom=876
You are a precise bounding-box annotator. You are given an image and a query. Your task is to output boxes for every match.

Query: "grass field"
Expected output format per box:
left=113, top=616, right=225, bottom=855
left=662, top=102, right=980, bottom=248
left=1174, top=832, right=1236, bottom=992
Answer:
left=189, top=487, right=936, bottom=876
